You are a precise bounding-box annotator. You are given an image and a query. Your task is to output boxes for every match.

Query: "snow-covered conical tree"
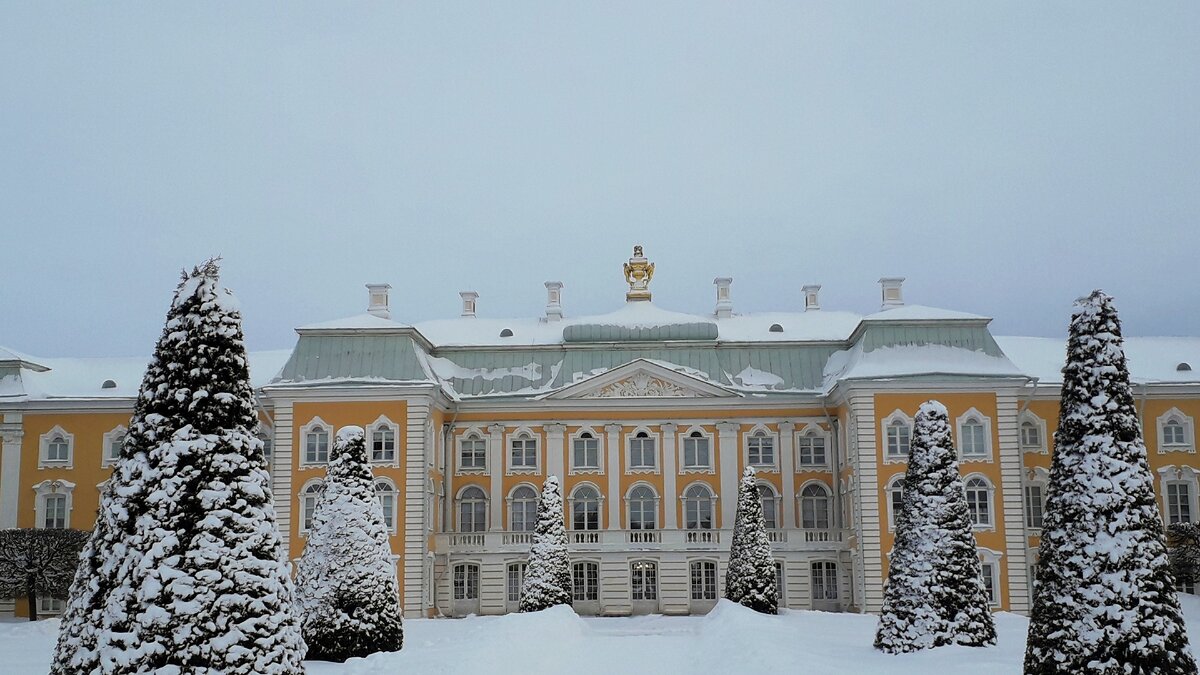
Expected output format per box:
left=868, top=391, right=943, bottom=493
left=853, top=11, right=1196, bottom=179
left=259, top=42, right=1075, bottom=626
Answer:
left=875, top=400, right=996, bottom=653
left=50, top=259, right=306, bottom=674
left=519, top=476, right=572, bottom=612
left=295, top=426, right=404, bottom=661
left=1025, top=290, right=1196, bottom=674
left=724, top=467, right=777, bottom=614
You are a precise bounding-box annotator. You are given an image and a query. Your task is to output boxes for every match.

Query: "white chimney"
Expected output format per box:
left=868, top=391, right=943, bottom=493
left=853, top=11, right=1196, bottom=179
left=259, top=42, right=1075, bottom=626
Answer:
left=544, top=281, right=563, bottom=322
left=366, top=283, right=391, bottom=319
left=713, top=277, right=733, bottom=318
left=879, top=277, right=905, bottom=309
left=460, top=291, right=478, bottom=318
left=802, top=284, right=821, bottom=311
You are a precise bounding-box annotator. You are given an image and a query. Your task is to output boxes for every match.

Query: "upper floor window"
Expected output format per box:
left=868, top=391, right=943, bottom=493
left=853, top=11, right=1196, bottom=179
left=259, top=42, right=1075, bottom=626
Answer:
left=39, top=426, right=73, bottom=468
left=758, top=483, right=779, bottom=530
left=965, top=476, right=993, bottom=528
left=510, top=432, right=538, bottom=470
left=1024, top=483, right=1045, bottom=530
left=800, top=483, right=831, bottom=529
left=510, top=485, right=538, bottom=532
left=103, top=426, right=126, bottom=467
left=573, top=432, right=600, bottom=470
left=684, top=484, right=715, bottom=530
left=628, top=485, right=657, bottom=530
left=629, top=431, right=657, bottom=470
left=458, top=486, right=488, bottom=532
left=886, top=475, right=905, bottom=531
left=885, top=419, right=911, bottom=459
left=797, top=432, right=826, bottom=466
left=1020, top=420, right=1042, bottom=452
left=304, top=424, right=330, bottom=465
left=571, top=485, right=601, bottom=531
left=1159, top=410, right=1194, bottom=453
left=300, top=481, right=324, bottom=533
left=459, top=433, right=487, bottom=471
left=375, top=480, right=398, bottom=533
left=370, top=420, right=397, bottom=463
left=682, top=430, right=711, bottom=470
left=747, top=431, right=775, bottom=467
left=959, top=415, right=988, bottom=458
left=1168, top=482, right=1193, bottom=525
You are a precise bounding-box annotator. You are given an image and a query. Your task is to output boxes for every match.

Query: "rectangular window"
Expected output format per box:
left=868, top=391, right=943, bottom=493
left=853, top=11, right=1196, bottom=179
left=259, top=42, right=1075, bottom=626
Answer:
left=774, top=561, right=785, bottom=603
left=886, top=423, right=910, bottom=458
left=572, top=562, right=599, bottom=602
left=378, top=492, right=396, bottom=531
left=748, top=435, right=775, bottom=466
left=1020, top=423, right=1041, bottom=450
left=1168, top=482, right=1192, bottom=524
left=798, top=436, right=826, bottom=466
left=372, top=427, right=396, bottom=462
left=38, top=597, right=64, bottom=615
left=631, top=562, right=658, bottom=601
left=511, top=437, right=538, bottom=469
left=683, top=434, right=710, bottom=469
left=981, top=562, right=998, bottom=605
left=107, top=434, right=124, bottom=464
left=573, top=435, right=599, bottom=469
left=630, top=435, right=657, bottom=469
left=690, top=561, right=718, bottom=600
left=305, top=430, right=329, bottom=464
left=460, top=437, right=487, bottom=470
left=43, top=495, right=67, bottom=529
left=1024, top=485, right=1045, bottom=529
left=507, top=562, right=527, bottom=603
left=453, top=564, right=479, bottom=600
left=961, top=422, right=988, bottom=457
left=811, top=562, right=838, bottom=600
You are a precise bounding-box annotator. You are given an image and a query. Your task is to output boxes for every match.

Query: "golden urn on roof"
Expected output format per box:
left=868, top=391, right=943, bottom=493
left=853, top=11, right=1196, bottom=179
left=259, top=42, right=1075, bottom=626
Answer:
left=623, top=245, right=654, bottom=302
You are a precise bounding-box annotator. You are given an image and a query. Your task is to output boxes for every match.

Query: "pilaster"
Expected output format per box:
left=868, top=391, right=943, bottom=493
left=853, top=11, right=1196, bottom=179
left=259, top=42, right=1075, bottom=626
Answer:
left=488, top=424, right=505, bottom=531
left=661, top=423, right=678, bottom=529
left=605, top=423, right=623, bottom=529
left=545, top=423, right=566, bottom=481
left=716, top=422, right=740, bottom=528
left=0, top=415, right=24, bottom=529
left=779, top=421, right=796, bottom=529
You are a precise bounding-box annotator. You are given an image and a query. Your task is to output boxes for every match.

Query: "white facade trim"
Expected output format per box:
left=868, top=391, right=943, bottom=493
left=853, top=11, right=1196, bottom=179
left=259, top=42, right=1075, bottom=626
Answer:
left=1018, top=411, right=1048, bottom=454
left=624, top=425, right=660, bottom=475
left=963, top=472, right=997, bottom=532
left=955, top=407, right=994, bottom=463
left=101, top=424, right=127, bottom=468
left=455, top=425, right=489, bottom=475
left=880, top=410, right=912, bottom=464
left=677, top=425, right=715, bottom=474
left=506, top=426, right=541, bottom=475
left=742, top=423, right=779, bottom=472
left=366, top=414, right=402, bottom=467
left=569, top=425, right=605, bottom=475
left=298, top=416, right=332, bottom=469
left=32, top=478, right=76, bottom=529
left=38, top=425, right=74, bottom=469
left=1157, top=407, right=1196, bottom=454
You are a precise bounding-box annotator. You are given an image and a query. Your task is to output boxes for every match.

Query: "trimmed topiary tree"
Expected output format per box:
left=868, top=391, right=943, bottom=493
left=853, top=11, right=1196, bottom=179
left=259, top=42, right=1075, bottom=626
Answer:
left=0, top=528, right=89, bottom=621
left=295, top=426, right=404, bottom=662
left=1025, top=290, right=1196, bottom=674
left=724, top=466, right=777, bottom=614
left=875, top=400, right=996, bottom=653
left=51, top=259, right=305, bottom=674
left=519, top=476, right=572, bottom=612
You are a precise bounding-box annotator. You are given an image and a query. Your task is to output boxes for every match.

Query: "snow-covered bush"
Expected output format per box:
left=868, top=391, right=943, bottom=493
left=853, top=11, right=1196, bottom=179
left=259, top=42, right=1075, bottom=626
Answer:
left=50, top=259, right=305, bottom=674
left=295, top=425, right=404, bottom=661
left=724, top=467, right=777, bottom=614
left=0, top=528, right=89, bottom=621
left=520, top=476, right=572, bottom=612
left=875, top=400, right=996, bottom=653
left=1025, top=290, right=1196, bottom=674
left=1170, top=523, right=1200, bottom=591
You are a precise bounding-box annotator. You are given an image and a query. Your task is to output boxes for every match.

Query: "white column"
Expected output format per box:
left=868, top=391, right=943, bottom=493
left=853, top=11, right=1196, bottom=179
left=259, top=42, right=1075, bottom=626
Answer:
left=488, top=423, right=505, bottom=531
left=660, top=423, right=678, bottom=529
left=545, top=423, right=566, bottom=481
left=0, top=417, right=23, bottom=529
left=716, top=422, right=740, bottom=529
left=605, top=423, right=623, bottom=530
left=779, top=421, right=797, bottom=529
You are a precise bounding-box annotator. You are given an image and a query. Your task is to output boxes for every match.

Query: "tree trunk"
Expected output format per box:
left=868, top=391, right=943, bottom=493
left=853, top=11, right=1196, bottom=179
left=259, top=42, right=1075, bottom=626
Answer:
left=27, top=572, right=38, bottom=622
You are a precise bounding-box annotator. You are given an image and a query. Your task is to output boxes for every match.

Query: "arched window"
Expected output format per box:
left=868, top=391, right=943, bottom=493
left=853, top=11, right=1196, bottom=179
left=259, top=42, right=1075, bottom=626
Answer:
left=960, top=416, right=988, bottom=457
left=459, top=486, right=488, bottom=532
left=573, top=431, right=600, bottom=470
left=300, top=481, right=324, bottom=533
left=628, top=485, right=658, bottom=530
left=886, top=419, right=911, bottom=459
left=629, top=431, right=657, bottom=470
left=682, top=430, right=711, bottom=469
left=375, top=480, right=398, bottom=533
left=257, top=428, right=273, bottom=466
left=510, top=485, right=538, bottom=532
left=684, top=484, right=714, bottom=530
left=758, top=483, right=779, bottom=530
left=304, top=425, right=330, bottom=465
left=510, top=432, right=538, bottom=470
left=572, top=485, right=601, bottom=531
left=1020, top=420, right=1041, bottom=451
left=459, top=433, right=487, bottom=470
left=800, top=483, right=831, bottom=529
left=886, top=475, right=905, bottom=530
left=747, top=430, right=775, bottom=466
left=965, top=477, right=992, bottom=527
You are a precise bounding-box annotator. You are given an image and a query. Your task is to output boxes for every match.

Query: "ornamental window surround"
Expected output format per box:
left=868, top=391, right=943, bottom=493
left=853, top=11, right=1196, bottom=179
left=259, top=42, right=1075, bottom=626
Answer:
left=683, top=483, right=716, bottom=530
left=627, top=483, right=658, bottom=530
left=509, top=430, right=539, bottom=472
left=799, top=482, right=831, bottom=530
left=375, top=479, right=399, bottom=534
left=627, top=428, right=658, bottom=472
left=956, top=408, right=993, bottom=461
left=746, top=428, right=777, bottom=469
left=102, top=425, right=127, bottom=468
left=458, top=486, right=489, bottom=533
left=39, top=426, right=74, bottom=469
left=1024, top=467, right=1050, bottom=531
left=458, top=432, right=487, bottom=472
left=964, top=475, right=995, bottom=530
left=570, top=428, right=602, bottom=473
left=508, top=484, right=539, bottom=532
left=300, top=418, right=332, bottom=467
left=1019, top=413, right=1048, bottom=454
left=758, top=482, right=780, bottom=530
left=367, top=416, right=400, bottom=465
left=299, top=479, right=324, bottom=534
left=882, top=411, right=912, bottom=462
left=571, top=484, right=602, bottom=531
left=1158, top=466, right=1200, bottom=526
left=255, top=424, right=273, bottom=468
left=885, top=474, right=905, bottom=532
left=680, top=427, right=713, bottom=472
left=797, top=426, right=828, bottom=467
left=1158, top=409, right=1195, bottom=453
left=33, top=479, right=75, bottom=529
left=978, top=548, right=1004, bottom=608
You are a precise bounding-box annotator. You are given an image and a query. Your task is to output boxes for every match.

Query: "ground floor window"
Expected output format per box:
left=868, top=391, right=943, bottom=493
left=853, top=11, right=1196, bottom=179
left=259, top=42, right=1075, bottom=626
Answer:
left=453, top=563, right=480, bottom=600
left=1177, top=579, right=1196, bottom=595
left=810, top=561, right=838, bottom=600
left=980, top=562, right=998, bottom=606
left=690, top=560, right=718, bottom=600
left=38, top=597, right=64, bottom=615
left=507, top=561, right=527, bottom=603
left=631, top=560, right=658, bottom=601
left=573, top=561, right=599, bottom=602
left=774, top=561, right=785, bottom=603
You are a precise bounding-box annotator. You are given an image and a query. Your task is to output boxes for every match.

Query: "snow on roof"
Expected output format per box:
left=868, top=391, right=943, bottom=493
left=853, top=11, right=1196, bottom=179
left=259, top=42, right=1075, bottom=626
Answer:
left=297, top=313, right=412, bottom=331
left=0, top=346, right=49, bottom=370
left=863, top=304, right=990, bottom=322
left=996, top=336, right=1200, bottom=385
left=0, top=348, right=294, bottom=400
left=824, top=343, right=1024, bottom=386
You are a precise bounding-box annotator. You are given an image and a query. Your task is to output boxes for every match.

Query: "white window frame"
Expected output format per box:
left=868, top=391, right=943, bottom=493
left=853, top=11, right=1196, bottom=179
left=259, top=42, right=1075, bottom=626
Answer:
left=298, top=479, right=325, bottom=535
left=626, top=482, right=659, bottom=531
left=689, top=559, right=719, bottom=601
left=810, top=560, right=839, bottom=601
left=795, top=424, right=830, bottom=468
left=33, top=479, right=75, bottom=529
left=964, top=474, right=996, bottom=531
left=744, top=425, right=778, bottom=471
left=299, top=417, right=332, bottom=468
left=507, top=483, right=540, bottom=533
left=38, top=425, right=74, bottom=469
left=681, top=482, right=717, bottom=530
left=798, top=480, right=832, bottom=530
left=569, top=426, right=604, bottom=475
left=678, top=425, right=714, bottom=473
left=631, top=559, right=659, bottom=601
left=978, top=547, right=1004, bottom=608
left=1157, top=408, right=1196, bottom=454
left=374, top=477, right=399, bottom=535
left=956, top=408, right=994, bottom=462
left=1023, top=466, right=1050, bottom=532
left=1019, top=412, right=1048, bottom=454
left=37, top=596, right=65, bottom=615
left=453, top=562, right=481, bottom=600
left=757, top=481, right=780, bottom=530
left=255, top=423, right=273, bottom=469
left=507, top=427, right=540, bottom=474
left=1158, top=465, right=1200, bottom=526
left=572, top=560, right=601, bottom=602
left=881, top=410, right=913, bottom=464
left=885, top=474, right=905, bottom=532
left=101, top=425, right=127, bottom=468
left=570, top=482, right=603, bottom=531
left=625, top=426, right=660, bottom=474
left=457, top=485, right=489, bottom=533
left=457, top=429, right=488, bottom=474
left=506, top=560, right=528, bottom=604
left=367, top=415, right=401, bottom=466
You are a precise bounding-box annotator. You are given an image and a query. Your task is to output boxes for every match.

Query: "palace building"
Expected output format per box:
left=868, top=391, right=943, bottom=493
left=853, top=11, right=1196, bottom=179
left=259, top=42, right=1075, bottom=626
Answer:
left=3, top=246, right=1199, bottom=619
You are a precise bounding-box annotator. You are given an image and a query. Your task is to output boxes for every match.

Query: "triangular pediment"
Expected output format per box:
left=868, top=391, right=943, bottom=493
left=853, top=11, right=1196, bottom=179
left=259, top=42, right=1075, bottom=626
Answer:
left=544, top=359, right=739, bottom=400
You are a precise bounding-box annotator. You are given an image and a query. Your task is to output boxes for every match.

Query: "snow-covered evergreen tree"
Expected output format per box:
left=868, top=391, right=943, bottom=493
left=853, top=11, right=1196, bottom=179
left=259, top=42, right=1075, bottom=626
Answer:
left=1025, top=290, right=1196, bottom=675
left=51, top=259, right=305, bottom=674
left=724, top=467, right=777, bottom=614
left=1169, top=522, right=1200, bottom=591
left=295, top=426, right=403, bottom=661
left=519, top=476, right=572, bottom=612
left=0, top=528, right=89, bottom=621
left=875, top=400, right=996, bottom=653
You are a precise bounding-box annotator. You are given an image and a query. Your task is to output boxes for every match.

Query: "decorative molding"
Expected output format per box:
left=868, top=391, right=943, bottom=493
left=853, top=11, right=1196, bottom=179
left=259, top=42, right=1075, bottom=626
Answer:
left=38, top=425, right=74, bottom=470
left=568, top=425, right=604, bottom=475
left=955, top=407, right=994, bottom=463
left=1018, top=411, right=1049, bottom=454
left=880, top=410, right=913, bottom=465
left=584, top=373, right=690, bottom=398
left=1157, top=407, right=1195, bottom=454
left=366, top=414, right=401, bottom=467
left=297, top=416, right=332, bottom=469
left=101, top=424, right=127, bottom=468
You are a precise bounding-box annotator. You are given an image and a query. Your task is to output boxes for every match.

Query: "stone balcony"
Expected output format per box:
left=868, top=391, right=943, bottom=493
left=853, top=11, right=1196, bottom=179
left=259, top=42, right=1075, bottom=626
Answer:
left=435, top=528, right=848, bottom=554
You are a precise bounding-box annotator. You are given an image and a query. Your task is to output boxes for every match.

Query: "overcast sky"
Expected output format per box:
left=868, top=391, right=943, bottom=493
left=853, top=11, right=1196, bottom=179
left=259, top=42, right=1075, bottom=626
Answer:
left=2, top=3, right=1197, bottom=357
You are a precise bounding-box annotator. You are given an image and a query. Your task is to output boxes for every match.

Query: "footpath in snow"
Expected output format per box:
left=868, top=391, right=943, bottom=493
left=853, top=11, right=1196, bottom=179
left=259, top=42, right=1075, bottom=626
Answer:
left=6, top=596, right=1200, bottom=674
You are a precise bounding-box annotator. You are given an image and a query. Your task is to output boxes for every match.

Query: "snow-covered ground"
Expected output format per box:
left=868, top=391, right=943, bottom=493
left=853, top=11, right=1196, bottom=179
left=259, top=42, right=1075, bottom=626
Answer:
left=6, top=596, right=1200, bottom=674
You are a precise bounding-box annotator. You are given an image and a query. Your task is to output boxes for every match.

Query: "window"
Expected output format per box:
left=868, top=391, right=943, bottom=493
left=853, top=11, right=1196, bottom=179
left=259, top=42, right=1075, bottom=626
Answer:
left=459, top=486, right=488, bottom=532
left=573, top=432, right=600, bottom=470
left=510, top=485, right=538, bottom=532
left=1177, top=579, right=1196, bottom=595
left=572, top=486, right=601, bottom=531
left=103, top=426, right=126, bottom=467
left=38, top=597, right=65, bottom=615
left=507, top=562, right=527, bottom=603
left=886, top=420, right=911, bottom=459
left=1025, top=484, right=1045, bottom=529
left=1165, top=421, right=1188, bottom=446
left=304, top=426, right=330, bottom=465
left=460, top=434, right=487, bottom=470
left=631, top=561, right=658, bottom=601
left=300, top=481, right=324, bottom=533
left=1020, top=420, right=1042, bottom=451
left=375, top=480, right=398, bottom=532
left=628, top=485, right=657, bottom=530
left=887, top=476, right=905, bottom=530
left=960, top=416, right=988, bottom=458
left=980, top=561, right=998, bottom=606
left=798, top=433, right=826, bottom=466
left=774, top=561, right=785, bottom=603
left=965, top=477, right=992, bottom=527
left=43, top=494, right=67, bottom=529
left=40, top=427, right=73, bottom=467
left=453, top=563, right=479, bottom=600
left=758, top=483, right=779, bottom=530
left=690, top=561, right=718, bottom=600
left=371, top=424, right=397, bottom=463
left=800, top=483, right=831, bottom=530
left=747, top=431, right=775, bottom=467
left=811, top=561, right=838, bottom=600
left=1168, top=482, right=1193, bottom=525
left=629, top=431, right=657, bottom=470
left=684, top=484, right=715, bottom=530
left=683, top=431, right=711, bottom=469
left=510, top=433, right=538, bottom=470
left=572, top=561, right=599, bottom=602
left=258, top=429, right=273, bottom=466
